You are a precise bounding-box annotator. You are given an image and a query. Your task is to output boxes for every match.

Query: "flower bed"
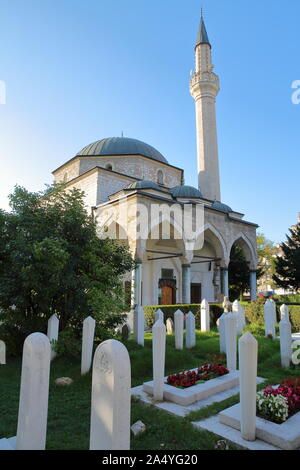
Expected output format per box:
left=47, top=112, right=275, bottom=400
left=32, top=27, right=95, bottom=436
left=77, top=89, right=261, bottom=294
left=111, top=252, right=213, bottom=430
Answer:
left=256, top=377, right=300, bottom=424
left=166, top=355, right=229, bottom=389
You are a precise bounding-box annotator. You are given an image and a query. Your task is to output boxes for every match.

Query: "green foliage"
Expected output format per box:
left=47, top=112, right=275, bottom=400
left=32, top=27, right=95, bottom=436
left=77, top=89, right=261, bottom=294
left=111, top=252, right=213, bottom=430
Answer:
left=274, top=294, right=300, bottom=304
left=54, top=329, right=82, bottom=360
left=0, top=184, right=134, bottom=355
left=256, top=232, right=277, bottom=290
left=273, top=223, right=300, bottom=292
left=228, top=244, right=250, bottom=301
left=143, top=303, right=223, bottom=329
left=244, top=299, right=265, bottom=325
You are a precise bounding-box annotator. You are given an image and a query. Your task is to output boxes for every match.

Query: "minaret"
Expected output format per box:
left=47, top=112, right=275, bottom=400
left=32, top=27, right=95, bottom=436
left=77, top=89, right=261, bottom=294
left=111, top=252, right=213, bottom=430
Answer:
left=190, top=13, right=221, bottom=201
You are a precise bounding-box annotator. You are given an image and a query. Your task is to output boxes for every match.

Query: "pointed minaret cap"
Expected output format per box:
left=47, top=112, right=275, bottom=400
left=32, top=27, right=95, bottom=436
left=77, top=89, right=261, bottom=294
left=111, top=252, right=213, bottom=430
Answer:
left=196, top=10, right=211, bottom=48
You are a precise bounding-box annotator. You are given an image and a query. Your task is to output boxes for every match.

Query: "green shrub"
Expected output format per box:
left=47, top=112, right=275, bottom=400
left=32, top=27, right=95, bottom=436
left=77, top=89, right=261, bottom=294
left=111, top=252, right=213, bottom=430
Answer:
left=54, top=329, right=82, bottom=360
left=244, top=300, right=265, bottom=325
left=143, top=303, right=223, bottom=329
left=274, top=294, right=300, bottom=305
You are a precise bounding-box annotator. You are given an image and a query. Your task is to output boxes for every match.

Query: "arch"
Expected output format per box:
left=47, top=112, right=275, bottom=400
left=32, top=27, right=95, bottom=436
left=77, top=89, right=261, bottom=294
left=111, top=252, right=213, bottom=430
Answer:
left=105, top=163, right=113, bottom=171
left=228, top=232, right=257, bottom=269
left=192, top=223, right=227, bottom=263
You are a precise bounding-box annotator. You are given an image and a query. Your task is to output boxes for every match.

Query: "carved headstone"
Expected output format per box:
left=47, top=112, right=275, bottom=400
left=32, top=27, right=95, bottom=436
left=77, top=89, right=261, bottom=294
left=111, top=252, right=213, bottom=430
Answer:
left=47, top=314, right=59, bottom=360
left=16, top=333, right=51, bottom=450
left=81, top=316, right=96, bottom=375
left=90, top=339, right=131, bottom=450
left=166, top=318, right=174, bottom=335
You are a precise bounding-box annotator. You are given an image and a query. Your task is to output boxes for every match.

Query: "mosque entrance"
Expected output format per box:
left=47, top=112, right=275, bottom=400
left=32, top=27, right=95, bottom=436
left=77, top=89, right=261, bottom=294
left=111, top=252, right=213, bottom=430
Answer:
left=158, top=279, right=176, bottom=305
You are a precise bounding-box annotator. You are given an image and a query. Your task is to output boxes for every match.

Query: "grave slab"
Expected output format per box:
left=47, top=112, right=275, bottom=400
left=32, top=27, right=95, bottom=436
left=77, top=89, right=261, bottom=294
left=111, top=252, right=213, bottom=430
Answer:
left=219, top=402, right=300, bottom=450
left=192, top=416, right=280, bottom=451
left=132, top=376, right=265, bottom=418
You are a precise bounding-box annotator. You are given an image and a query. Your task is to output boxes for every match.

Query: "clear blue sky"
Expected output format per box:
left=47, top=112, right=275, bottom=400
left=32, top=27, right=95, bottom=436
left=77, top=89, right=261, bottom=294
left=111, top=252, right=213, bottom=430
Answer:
left=0, top=0, right=299, bottom=244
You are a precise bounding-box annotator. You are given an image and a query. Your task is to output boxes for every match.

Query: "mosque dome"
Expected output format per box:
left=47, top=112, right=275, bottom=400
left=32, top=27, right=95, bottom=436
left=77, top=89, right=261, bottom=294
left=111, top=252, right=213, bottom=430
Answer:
left=126, top=180, right=161, bottom=190
left=76, top=137, right=168, bottom=164
left=170, top=185, right=203, bottom=199
left=211, top=201, right=233, bottom=213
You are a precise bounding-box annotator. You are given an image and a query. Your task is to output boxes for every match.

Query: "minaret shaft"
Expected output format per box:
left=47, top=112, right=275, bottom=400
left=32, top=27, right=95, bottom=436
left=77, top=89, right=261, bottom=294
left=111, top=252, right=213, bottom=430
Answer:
left=190, top=18, right=221, bottom=202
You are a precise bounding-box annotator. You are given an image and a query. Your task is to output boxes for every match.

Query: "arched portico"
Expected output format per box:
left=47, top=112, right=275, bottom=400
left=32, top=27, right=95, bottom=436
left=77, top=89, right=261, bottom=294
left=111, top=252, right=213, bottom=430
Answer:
left=228, top=233, right=258, bottom=300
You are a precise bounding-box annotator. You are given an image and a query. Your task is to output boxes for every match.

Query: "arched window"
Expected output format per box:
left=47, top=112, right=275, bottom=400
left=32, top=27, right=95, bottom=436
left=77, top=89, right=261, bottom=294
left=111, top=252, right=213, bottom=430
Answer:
left=105, top=163, right=113, bottom=171
left=157, top=170, right=164, bottom=184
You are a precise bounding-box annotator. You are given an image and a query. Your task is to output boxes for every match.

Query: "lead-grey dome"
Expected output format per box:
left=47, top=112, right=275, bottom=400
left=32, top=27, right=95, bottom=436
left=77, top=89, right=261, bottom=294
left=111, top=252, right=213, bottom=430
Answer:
left=211, top=201, right=233, bottom=213
left=126, top=180, right=161, bottom=190
left=76, top=137, right=168, bottom=163
left=171, top=185, right=203, bottom=199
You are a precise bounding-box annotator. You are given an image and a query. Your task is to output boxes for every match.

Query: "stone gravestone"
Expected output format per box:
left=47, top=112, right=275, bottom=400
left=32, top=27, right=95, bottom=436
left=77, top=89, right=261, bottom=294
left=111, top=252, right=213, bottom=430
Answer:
left=239, top=331, right=258, bottom=441
left=264, top=299, right=276, bottom=339
left=152, top=318, right=166, bottom=401
left=135, top=306, right=144, bottom=347
left=222, top=296, right=232, bottom=313
left=47, top=314, right=59, bottom=360
left=201, top=299, right=210, bottom=332
left=224, top=313, right=237, bottom=371
left=186, top=312, right=196, bottom=349
left=0, top=340, right=6, bottom=365
left=90, top=339, right=131, bottom=450
left=16, top=333, right=51, bottom=450
left=166, top=318, right=174, bottom=335
left=121, top=323, right=131, bottom=341
left=155, top=309, right=164, bottom=323
left=81, top=316, right=96, bottom=375
left=279, top=318, right=292, bottom=368
left=280, top=304, right=289, bottom=322
left=219, top=313, right=226, bottom=354
left=174, top=309, right=184, bottom=350
left=232, top=300, right=245, bottom=335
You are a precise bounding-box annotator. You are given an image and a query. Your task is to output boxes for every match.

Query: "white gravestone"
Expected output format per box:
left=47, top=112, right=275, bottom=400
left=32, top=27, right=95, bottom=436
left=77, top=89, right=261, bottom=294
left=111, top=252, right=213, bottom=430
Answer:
left=232, top=300, right=246, bottom=335
left=186, top=311, right=196, bottom=349
left=16, top=333, right=51, bottom=450
left=152, top=318, right=166, bottom=401
left=155, top=309, right=164, bottom=323
left=47, top=314, right=59, bottom=360
left=166, top=318, right=174, bottom=335
left=239, top=331, right=258, bottom=441
left=90, top=339, right=131, bottom=450
left=135, top=306, right=144, bottom=347
left=224, top=313, right=237, bottom=371
left=0, top=340, right=6, bottom=364
left=201, top=299, right=210, bottom=332
left=270, top=299, right=277, bottom=324
left=279, top=318, right=292, bottom=368
left=174, top=309, right=184, bottom=350
left=264, top=299, right=276, bottom=338
left=280, top=304, right=289, bottom=322
left=81, top=316, right=96, bottom=375
left=219, top=313, right=227, bottom=354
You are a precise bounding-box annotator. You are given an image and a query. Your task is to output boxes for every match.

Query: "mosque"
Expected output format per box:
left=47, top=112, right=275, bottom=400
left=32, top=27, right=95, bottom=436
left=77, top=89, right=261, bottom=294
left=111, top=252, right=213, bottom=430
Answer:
left=52, top=14, right=258, bottom=308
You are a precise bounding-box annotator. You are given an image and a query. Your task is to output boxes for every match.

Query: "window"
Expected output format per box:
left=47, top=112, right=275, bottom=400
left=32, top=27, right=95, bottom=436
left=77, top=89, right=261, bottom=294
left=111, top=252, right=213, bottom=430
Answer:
left=63, top=172, right=68, bottom=182
left=105, top=163, right=113, bottom=171
left=161, top=269, right=174, bottom=279
left=157, top=170, right=164, bottom=184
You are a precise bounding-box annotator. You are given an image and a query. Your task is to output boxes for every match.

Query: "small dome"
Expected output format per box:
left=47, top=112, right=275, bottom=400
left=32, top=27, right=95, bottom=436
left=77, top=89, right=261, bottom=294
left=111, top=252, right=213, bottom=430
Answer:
left=76, top=137, right=168, bottom=163
left=170, top=185, right=203, bottom=199
left=126, top=180, right=161, bottom=190
left=211, top=201, right=233, bottom=213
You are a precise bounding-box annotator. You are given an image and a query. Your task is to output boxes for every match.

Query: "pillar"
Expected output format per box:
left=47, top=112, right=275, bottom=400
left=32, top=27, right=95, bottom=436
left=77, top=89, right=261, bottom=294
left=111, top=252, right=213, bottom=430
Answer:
left=222, top=268, right=229, bottom=298
left=250, top=270, right=257, bottom=301
left=182, top=264, right=191, bottom=304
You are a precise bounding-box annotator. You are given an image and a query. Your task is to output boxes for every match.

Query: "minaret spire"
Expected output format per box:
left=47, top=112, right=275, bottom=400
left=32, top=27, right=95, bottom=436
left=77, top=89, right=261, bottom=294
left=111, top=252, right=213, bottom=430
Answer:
left=190, top=14, right=221, bottom=201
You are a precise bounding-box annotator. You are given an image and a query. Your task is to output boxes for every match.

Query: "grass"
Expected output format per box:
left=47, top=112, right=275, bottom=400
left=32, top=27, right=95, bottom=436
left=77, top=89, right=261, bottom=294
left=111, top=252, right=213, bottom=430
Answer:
left=1, top=327, right=300, bottom=450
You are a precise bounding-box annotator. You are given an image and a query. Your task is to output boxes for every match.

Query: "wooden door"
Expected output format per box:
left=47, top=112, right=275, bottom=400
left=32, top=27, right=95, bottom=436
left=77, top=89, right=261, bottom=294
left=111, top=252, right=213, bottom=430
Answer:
left=160, top=285, right=173, bottom=305
left=191, top=283, right=202, bottom=304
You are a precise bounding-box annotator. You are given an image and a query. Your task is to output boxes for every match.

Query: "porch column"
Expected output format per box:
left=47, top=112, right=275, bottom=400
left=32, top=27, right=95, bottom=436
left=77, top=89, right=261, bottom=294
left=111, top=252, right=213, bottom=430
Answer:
left=131, top=262, right=143, bottom=308
left=250, top=270, right=257, bottom=301
left=182, top=264, right=191, bottom=304
left=222, top=268, right=229, bottom=298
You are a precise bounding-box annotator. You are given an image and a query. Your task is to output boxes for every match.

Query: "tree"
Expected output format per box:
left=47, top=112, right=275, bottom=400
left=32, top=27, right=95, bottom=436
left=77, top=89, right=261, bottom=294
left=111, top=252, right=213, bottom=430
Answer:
left=273, top=223, right=300, bottom=292
left=228, top=244, right=250, bottom=301
left=0, top=184, right=134, bottom=354
left=256, top=232, right=277, bottom=291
